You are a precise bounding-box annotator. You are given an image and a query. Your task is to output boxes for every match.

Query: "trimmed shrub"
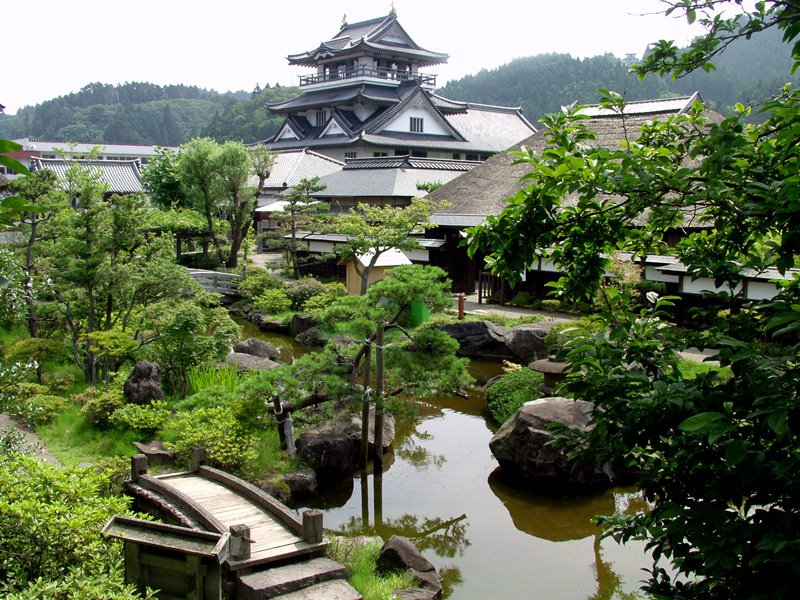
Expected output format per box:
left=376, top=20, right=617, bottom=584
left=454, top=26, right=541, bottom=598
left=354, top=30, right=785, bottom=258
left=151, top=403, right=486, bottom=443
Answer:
left=0, top=383, right=65, bottom=426
left=109, top=400, right=170, bottom=435
left=24, top=394, right=67, bottom=426
left=253, top=288, right=292, bottom=315
left=0, top=454, right=137, bottom=598
left=162, top=406, right=257, bottom=474
left=485, top=367, right=543, bottom=424
left=283, top=277, right=328, bottom=310
left=238, top=268, right=283, bottom=302
left=77, top=388, right=126, bottom=428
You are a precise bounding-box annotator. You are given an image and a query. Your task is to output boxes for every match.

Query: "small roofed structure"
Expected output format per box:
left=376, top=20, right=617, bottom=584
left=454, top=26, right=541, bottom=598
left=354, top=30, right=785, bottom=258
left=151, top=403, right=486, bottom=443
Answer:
left=345, top=248, right=411, bottom=295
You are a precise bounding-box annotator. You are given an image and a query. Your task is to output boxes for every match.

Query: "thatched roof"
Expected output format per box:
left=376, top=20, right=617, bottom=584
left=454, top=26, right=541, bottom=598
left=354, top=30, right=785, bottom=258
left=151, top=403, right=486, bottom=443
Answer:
left=428, top=95, right=717, bottom=227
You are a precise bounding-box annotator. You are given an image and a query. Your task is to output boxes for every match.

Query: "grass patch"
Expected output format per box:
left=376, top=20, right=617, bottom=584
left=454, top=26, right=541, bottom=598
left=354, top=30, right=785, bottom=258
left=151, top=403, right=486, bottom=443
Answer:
left=485, top=367, right=544, bottom=424
left=248, top=427, right=296, bottom=479
left=327, top=537, right=414, bottom=600
left=678, top=358, right=732, bottom=380
left=36, top=403, right=141, bottom=466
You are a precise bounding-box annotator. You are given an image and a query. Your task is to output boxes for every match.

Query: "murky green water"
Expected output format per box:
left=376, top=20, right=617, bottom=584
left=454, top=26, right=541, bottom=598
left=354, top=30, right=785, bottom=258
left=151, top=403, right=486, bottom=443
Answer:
left=242, top=322, right=653, bottom=598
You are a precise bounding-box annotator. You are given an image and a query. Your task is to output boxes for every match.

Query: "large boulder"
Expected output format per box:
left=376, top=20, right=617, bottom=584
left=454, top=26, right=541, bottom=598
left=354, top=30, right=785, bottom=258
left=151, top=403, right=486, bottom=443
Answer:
left=377, top=536, right=442, bottom=599
left=290, top=314, right=316, bottom=337
left=489, top=397, right=611, bottom=488
left=123, top=361, right=163, bottom=405
left=295, top=326, right=327, bottom=347
left=296, top=408, right=394, bottom=479
left=225, top=352, right=281, bottom=371
left=233, top=338, right=280, bottom=359
left=436, top=320, right=559, bottom=364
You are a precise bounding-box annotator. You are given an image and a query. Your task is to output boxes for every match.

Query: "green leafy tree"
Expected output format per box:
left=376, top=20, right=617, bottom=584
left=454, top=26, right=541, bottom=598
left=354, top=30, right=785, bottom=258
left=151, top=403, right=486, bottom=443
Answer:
left=468, top=2, right=800, bottom=597
left=175, top=138, right=268, bottom=269
left=329, top=197, right=444, bottom=295
left=137, top=295, right=239, bottom=396
left=176, top=137, right=226, bottom=264
left=140, top=146, right=185, bottom=209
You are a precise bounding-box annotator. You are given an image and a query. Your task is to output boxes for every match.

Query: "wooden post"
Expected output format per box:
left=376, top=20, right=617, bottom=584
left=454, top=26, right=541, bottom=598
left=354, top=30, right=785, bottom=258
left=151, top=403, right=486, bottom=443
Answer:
left=229, top=524, right=252, bottom=561
left=273, top=395, right=287, bottom=449
left=374, top=323, right=385, bottom=473
left=283, top=406, right=296, bottom=457
left=131, top=454, right=148, bottom=481
left=190, top=447, right=207, bottom=472
left=303, top=510, right=324, bottom=544
left=361, top=342, right=371, bottom=465
left=457, top=293, right=465, bottom=320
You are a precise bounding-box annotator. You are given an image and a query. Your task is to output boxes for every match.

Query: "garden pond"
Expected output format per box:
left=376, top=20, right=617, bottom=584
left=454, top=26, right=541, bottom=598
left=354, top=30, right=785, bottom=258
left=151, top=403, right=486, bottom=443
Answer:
left=239, top=320, right=653, bottom=599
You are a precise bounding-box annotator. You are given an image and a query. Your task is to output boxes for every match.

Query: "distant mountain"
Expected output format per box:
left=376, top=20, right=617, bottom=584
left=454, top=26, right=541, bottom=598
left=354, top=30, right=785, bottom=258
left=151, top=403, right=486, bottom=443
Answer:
left=2, top=25, right=795, bottom=146
left=0, top=81, right=299, bottom=146
left=437, top=24, right=799, bottom=124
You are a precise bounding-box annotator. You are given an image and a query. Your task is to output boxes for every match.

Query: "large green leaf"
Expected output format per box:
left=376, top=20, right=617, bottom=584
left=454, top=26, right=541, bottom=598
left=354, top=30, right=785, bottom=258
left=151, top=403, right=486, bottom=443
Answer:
left=678, top=411, right=724, bottom=433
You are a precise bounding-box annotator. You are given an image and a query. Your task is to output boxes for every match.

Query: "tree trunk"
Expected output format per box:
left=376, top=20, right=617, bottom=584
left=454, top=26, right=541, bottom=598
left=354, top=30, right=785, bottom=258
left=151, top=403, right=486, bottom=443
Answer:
left=25, top=218, right=39, bottom=338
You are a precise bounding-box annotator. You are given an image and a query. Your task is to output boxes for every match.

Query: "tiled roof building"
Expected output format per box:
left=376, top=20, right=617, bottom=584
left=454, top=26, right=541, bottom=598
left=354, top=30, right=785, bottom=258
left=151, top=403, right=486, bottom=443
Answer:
left=264, top=12, right=536, bottom=162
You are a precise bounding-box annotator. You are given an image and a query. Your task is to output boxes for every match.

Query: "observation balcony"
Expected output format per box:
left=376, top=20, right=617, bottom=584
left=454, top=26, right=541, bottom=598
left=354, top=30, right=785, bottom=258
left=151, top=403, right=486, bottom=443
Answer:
left=299, top=66, right=437, bottom=88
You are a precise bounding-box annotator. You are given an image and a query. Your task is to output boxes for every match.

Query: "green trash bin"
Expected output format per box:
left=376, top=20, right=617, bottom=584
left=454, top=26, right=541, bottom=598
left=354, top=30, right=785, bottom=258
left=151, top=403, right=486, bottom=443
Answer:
left=410, top=300, right=430, bottom=326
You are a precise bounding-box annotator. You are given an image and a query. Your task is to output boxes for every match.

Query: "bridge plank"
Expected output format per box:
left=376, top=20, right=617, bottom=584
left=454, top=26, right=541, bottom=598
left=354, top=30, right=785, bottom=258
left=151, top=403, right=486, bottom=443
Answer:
left=159, top=474, right=306, bottom=556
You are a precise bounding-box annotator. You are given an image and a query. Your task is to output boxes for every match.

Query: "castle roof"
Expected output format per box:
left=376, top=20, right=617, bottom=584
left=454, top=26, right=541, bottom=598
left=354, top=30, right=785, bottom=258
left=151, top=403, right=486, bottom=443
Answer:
left=287, top=13, right=448, bottom=67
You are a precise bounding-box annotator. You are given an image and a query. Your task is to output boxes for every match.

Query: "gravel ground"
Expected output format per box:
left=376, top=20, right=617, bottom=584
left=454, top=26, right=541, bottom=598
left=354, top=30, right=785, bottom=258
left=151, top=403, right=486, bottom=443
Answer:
left=0, top=412, right=61, bottom=465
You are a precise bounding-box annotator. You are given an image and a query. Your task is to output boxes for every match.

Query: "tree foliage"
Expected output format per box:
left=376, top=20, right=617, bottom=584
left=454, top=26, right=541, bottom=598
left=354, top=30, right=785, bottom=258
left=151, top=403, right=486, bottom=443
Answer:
left=329, top=197, right=443, bottom=294
left=0, top=452, right=145, bottom=598
left=468, top=2, right=800, bottom=597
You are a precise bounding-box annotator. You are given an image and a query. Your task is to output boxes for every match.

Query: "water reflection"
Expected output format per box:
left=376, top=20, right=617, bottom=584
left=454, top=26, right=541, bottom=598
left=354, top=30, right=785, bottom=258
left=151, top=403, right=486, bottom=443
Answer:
left=489, top=469, right=625, bottom=542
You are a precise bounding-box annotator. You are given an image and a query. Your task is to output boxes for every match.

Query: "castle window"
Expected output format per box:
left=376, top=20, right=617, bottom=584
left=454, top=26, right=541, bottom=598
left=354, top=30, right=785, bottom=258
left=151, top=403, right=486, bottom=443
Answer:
left=344, top=151, right=357, bottom=159
left=410, top=117, right=424, bottom=133
left=316, top=111, right=326, bottom=127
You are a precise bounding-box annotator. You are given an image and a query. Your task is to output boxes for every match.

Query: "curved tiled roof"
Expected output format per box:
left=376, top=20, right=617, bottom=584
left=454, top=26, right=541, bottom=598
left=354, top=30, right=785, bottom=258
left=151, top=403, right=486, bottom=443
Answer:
left=427, top=95, right=717, bottom=227
left=30, top=157, right=142, bottom=194
left=287, top=13, right=447, bottom=67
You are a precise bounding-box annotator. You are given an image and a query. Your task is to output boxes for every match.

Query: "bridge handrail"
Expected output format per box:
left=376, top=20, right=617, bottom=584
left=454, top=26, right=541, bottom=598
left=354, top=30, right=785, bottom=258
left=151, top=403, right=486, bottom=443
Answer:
left=137, top=473, right=228, bottom=534
left=198, top=465, right=304, bottom=536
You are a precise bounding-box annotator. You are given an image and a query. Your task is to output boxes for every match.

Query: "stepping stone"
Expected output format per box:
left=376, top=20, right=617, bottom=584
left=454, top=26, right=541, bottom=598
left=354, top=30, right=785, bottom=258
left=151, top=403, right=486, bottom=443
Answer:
left=237, top=557, right=350, bottom=599
left=270, top=580, right=362, bottom=600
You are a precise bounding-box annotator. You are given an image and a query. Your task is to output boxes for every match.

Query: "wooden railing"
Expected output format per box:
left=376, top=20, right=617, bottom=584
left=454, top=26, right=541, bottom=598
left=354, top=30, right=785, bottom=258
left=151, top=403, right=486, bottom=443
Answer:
left=186, top=268, right=245, bottom=296
left=299, top=66, right=436, bottom=87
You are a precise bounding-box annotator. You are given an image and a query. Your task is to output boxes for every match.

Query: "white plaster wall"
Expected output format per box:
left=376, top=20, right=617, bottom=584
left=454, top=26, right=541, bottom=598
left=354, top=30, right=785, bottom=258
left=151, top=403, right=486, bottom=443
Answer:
left=645, top=266, right=680, bottom=283
left=747, top=281, right=779, bottom=300
left=683, top=277, right=743, bottom=296
left=384, top=106, right=449, bottom=135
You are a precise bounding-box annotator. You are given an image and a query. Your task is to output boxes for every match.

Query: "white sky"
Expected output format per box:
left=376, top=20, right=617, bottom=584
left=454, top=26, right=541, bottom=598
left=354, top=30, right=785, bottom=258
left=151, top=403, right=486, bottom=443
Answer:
left=2, top=0, right=710, bottom=114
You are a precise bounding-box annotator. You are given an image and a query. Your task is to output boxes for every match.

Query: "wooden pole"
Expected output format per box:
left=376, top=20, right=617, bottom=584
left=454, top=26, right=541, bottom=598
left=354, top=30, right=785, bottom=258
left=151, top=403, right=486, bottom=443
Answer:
left=361, top=342, right=371, bottom=465
left=373, top=323, right=385, bottom=473
left=273, top=394, right=287, bottom=450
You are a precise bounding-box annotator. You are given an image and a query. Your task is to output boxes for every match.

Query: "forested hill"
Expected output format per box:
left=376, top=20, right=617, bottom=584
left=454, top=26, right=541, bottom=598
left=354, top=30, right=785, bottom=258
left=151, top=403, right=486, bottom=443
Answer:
left=437, top=23, right=799, bottom=124
left=2, top=23, right=795, bottom=145
left=0, top=82, right=299, bottom=146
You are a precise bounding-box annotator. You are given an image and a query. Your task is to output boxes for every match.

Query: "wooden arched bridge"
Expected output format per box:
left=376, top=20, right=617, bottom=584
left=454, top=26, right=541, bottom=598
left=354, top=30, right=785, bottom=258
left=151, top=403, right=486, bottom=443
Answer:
left=103, top=448, right=361, bottom=599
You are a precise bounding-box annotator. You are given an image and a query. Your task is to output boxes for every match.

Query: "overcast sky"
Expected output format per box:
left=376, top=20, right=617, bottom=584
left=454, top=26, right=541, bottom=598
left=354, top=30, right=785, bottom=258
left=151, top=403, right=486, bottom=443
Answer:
left=2, top=0, right=710, bottom=114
